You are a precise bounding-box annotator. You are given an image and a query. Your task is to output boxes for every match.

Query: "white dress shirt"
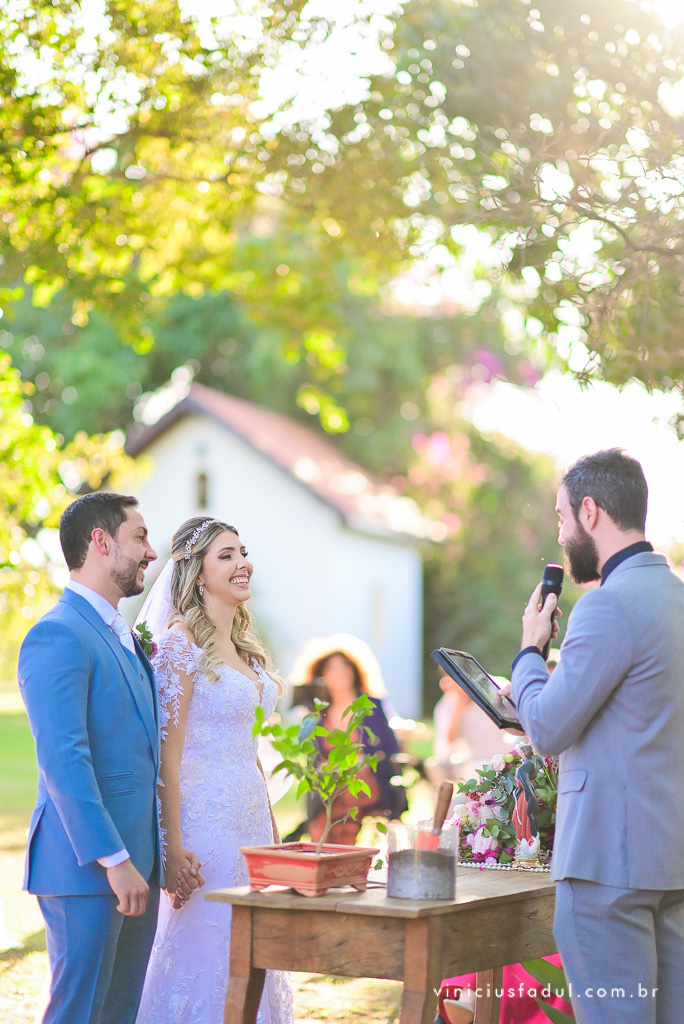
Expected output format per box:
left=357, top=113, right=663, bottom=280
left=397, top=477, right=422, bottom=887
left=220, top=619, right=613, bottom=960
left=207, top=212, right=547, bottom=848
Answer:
left=64, top=579, right=131, bottom=869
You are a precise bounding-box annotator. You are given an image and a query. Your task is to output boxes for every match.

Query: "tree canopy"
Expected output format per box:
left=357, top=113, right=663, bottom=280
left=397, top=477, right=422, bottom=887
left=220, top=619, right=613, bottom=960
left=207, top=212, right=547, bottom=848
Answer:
left=291, top=0, right=684, bottom=395
left=0, top=355, right=134, bottom=681
left=4, top=0, right=684, bottom=401
left=1, top=0, right=379, bottom=366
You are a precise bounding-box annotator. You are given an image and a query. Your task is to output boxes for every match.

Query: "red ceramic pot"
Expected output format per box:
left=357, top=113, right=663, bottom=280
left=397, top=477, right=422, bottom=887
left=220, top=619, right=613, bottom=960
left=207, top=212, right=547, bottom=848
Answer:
left=240, top=841, right=379, bottom=898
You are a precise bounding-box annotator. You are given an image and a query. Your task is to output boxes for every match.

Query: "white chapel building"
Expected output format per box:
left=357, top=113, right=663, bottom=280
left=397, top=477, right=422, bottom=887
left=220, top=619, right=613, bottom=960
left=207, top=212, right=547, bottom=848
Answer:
left=124, top=382, right=435, bottom=716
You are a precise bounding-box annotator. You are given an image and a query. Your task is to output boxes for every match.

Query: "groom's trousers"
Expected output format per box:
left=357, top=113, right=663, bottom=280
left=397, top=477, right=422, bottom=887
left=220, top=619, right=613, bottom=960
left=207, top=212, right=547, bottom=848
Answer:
left=554, top=878, right=684, bottom=1024
left=38, top=877, right=159, bottom=1024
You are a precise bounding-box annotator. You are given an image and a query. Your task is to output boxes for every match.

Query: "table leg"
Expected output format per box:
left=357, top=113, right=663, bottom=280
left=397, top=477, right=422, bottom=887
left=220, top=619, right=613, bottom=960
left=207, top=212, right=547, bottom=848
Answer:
left=472, top=967, right=503, bottom=1024
left=223, top=904, right=266, bottom=1024
left=400, top=918, right=442, bottom=1024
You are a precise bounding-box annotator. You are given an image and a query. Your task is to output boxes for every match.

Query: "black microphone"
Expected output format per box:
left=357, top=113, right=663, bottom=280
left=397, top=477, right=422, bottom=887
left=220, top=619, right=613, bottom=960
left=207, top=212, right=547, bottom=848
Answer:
left=540, top=564, right=564, bottom=660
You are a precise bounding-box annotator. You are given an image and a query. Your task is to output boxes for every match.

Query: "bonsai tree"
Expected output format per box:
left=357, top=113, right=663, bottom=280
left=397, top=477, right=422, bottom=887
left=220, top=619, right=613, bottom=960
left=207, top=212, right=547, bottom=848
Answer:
left=253, top=694, right=381, bottom=853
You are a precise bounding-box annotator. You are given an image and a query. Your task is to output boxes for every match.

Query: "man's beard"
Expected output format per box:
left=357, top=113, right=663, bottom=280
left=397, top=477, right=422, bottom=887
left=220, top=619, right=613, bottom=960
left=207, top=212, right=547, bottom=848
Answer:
left=112, top=554, right=146, bottom=597
left=565, top=521, right=600, bottom=584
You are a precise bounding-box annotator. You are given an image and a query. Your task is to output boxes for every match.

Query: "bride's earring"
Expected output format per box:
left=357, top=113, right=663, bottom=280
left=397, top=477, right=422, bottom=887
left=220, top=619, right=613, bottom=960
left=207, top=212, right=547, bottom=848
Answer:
left=198, top=582, right=204, bottom=598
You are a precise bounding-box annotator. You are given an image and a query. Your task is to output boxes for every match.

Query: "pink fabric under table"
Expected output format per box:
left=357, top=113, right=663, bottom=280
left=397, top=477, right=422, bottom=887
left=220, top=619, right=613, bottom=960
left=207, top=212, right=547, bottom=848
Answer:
left=439, top=955, right=573, bottom=1023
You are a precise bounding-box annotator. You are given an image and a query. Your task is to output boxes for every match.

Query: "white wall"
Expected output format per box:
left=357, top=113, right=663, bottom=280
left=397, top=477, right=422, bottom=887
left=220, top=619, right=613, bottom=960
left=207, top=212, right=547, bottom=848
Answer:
left=126, top=414, right=423, bottom=716
left=322, top=527, right=423, bottom=716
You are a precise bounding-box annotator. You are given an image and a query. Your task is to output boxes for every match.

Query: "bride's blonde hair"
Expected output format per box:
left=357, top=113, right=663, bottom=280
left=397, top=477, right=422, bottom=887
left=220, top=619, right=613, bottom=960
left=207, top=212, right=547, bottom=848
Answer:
left=169, top=517, right=284, bottom=692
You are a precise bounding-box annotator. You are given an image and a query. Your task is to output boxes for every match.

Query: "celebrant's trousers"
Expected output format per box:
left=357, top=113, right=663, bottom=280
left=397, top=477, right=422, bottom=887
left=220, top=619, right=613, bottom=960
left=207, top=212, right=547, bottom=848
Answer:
left=554, top=878, right=684, bottom=1024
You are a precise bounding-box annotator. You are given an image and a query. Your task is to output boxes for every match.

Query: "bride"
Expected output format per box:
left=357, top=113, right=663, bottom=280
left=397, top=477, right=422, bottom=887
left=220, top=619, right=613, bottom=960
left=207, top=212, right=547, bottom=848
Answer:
left=135, top=517, right=293, bottom=1024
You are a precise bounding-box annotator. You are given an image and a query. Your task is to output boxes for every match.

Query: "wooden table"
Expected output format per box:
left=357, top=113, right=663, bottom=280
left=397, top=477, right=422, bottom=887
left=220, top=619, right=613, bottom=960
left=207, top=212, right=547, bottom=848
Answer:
left=206, top=868, right=556, bottom=1024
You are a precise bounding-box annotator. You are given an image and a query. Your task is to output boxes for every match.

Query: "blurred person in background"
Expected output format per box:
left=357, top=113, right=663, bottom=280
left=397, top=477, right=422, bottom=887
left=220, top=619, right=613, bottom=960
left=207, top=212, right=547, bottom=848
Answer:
left=289, top=635, right=408, bottom=844
left=429, top=673, right=518, bottom=786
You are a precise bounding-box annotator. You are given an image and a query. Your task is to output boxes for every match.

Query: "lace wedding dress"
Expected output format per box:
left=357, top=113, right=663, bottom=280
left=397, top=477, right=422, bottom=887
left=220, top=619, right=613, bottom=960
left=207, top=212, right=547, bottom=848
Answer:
left=136, top=632, right=293, bottom=1024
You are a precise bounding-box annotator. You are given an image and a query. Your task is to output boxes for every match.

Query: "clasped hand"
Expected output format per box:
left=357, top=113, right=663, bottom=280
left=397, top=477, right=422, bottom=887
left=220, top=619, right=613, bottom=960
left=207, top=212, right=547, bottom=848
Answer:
left=521, top=581, right=562, bottom=652
left=164, top=847, right=206, bottom=910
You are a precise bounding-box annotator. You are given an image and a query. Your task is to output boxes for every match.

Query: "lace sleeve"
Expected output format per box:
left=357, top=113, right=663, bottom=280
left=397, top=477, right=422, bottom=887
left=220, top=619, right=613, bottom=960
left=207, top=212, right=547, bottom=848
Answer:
left=153, top=631, right=199, bottom=741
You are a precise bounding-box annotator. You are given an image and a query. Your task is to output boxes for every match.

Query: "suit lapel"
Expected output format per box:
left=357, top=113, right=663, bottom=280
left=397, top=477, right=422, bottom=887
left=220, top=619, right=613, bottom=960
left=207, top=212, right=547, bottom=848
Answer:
left=133, top=635, right=160, bottom=747
left=60, top=590, right=159, bottom=762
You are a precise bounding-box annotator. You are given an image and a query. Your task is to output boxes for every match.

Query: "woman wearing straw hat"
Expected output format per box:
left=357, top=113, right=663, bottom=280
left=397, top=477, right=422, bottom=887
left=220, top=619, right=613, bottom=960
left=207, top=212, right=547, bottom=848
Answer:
left=289, top=634, right=407, bottom=845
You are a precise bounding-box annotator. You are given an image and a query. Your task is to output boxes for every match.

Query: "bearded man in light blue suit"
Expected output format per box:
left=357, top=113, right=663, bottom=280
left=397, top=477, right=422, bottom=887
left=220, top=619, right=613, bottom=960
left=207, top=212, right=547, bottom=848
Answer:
left=19, top=492, right=200, bottom=1024
left=511, top=450, right=684, bottom=1024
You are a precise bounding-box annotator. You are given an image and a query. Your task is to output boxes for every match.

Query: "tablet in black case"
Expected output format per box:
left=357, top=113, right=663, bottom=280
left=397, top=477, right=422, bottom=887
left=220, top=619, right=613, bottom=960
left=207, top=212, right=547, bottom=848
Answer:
left=431, top=648, right=523, bottom=731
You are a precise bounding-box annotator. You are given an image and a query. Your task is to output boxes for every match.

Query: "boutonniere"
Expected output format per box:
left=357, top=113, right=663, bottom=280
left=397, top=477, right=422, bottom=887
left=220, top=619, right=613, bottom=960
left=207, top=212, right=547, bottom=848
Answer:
left=133, top=620, right=157, bottom=660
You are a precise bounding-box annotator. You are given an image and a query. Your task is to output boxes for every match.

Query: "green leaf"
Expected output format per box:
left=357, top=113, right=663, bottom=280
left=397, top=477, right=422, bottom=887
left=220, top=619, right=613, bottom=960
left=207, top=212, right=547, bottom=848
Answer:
left=349, top=693, right=374, bottom=714
left=298, top=715, right=317, bottom=743
left=521, top=959, right=570, bottom=1001
left=532, top=999, right=575, bottom=1024
left=328, top=746, right=346, bottom=766
left=326, top=729, right=350, bottom=746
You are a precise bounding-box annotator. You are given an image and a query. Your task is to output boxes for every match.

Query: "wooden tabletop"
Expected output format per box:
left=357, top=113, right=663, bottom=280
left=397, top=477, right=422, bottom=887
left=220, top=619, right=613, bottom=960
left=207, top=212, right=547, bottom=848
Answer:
left=206, top=866, right=555, bottom=919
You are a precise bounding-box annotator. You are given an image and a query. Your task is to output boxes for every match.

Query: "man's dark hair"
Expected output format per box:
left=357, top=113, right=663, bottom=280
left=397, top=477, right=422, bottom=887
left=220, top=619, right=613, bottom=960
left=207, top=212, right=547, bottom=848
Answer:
left=562, top=449, right=647, bottom=532
left=60, top=492, right=139, bottom=570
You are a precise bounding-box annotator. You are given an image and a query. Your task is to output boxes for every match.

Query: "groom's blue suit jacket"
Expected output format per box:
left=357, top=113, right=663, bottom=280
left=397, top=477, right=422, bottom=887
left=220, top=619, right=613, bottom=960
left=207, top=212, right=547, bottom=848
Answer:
left=19, top=588, right=161, bottom=895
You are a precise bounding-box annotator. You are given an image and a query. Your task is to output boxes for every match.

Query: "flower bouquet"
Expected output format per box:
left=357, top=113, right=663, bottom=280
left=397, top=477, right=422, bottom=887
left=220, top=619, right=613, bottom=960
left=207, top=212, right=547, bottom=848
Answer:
left=451, top=743, right=558, bottom=868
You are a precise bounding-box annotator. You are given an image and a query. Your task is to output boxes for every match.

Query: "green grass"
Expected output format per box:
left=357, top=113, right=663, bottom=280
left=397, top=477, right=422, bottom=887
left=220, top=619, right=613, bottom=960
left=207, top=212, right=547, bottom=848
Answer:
left=0, top=711, right=37, bottom=835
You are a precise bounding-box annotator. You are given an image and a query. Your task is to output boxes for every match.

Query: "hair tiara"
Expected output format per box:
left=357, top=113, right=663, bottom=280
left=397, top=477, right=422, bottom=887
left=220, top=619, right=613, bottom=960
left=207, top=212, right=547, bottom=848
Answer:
left=185, top=520, right=215, bottom=560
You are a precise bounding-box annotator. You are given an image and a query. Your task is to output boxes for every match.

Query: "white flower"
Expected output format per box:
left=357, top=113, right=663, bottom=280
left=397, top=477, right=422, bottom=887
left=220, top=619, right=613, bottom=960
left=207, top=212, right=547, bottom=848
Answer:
left=486, top=801, right=508, bottom=823
left=517, top=835, right=541, bottom=858
left=489, top=754, right=506, bottom=772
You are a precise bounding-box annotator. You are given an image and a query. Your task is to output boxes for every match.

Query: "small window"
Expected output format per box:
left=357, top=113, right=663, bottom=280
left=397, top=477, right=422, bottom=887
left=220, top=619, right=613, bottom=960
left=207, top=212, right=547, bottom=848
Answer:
left=197, top=472, right=209, bottom=510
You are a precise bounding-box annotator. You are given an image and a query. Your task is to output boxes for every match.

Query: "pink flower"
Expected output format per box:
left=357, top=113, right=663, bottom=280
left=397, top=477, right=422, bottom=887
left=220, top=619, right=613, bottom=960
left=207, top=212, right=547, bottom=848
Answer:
left=467, top=826, right=501, bottom=859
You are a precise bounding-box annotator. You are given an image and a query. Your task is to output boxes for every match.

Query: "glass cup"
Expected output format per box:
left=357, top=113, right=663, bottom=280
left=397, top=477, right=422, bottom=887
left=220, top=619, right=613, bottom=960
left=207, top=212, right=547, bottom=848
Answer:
left=386, top=821, right=458, bottom=900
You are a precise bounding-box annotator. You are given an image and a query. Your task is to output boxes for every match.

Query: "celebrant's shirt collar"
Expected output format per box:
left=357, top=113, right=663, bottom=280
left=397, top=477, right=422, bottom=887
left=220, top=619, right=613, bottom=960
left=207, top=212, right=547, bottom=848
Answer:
left=600, top=541, right=653, bottom=585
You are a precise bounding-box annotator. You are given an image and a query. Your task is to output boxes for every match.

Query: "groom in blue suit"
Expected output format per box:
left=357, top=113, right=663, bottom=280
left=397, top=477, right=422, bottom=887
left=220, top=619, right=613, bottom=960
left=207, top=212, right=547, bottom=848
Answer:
left=19, top=492, right=194, bottom=1024
left=512, top=450, right=684, bottom=1024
